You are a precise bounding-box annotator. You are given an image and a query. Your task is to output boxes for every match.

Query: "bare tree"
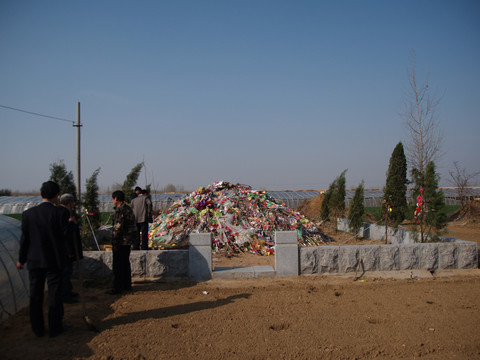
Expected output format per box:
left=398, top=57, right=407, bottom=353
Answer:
left=449, top=161, right=480, bottom=207
left=401, top=52, right=443, bottom=174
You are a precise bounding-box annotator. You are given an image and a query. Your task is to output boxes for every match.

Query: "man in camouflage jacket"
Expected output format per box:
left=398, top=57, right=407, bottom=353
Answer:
left=106, top=190, right=137, bottom=295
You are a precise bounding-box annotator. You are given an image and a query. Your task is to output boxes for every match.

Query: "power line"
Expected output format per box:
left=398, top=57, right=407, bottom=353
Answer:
left=0, top=104, right=74, bottom=124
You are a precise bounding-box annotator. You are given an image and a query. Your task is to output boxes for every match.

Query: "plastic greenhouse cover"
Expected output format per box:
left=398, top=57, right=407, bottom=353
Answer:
left=0, top=215, right=29, bottom=322
left=0, top=188, right=477, bottom=215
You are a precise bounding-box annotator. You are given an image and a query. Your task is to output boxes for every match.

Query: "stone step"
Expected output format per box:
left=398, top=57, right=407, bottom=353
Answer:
left=213, top=266, right=275, bottom=279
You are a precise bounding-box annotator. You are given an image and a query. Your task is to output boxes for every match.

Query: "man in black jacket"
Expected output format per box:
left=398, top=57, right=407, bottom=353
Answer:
left=17, top=181, right=68, bottom=337
left=58, top=193, right=83, bottom=303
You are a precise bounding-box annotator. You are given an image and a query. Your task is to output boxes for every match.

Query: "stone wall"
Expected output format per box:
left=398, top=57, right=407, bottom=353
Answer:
left=79, top=230, right=478, bottom=280
left=300, top=240, right=478, bottom=274
left=80, top=249, right=189, bottom=280
left=337, top=218, right=422, bottom=244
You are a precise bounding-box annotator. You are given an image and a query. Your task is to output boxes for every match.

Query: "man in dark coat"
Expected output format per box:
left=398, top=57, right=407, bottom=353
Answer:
left=106, top=190, right=136, bottom=295
left=58, top=193, right=83, bottom=303
left=17, top=181, right=69, bottom=337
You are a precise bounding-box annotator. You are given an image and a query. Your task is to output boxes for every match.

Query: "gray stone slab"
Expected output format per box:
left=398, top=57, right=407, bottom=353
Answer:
left=213, top=266, right=274, bottom=279
left=275, top=231, right=298, bottom=277
left=165, top=250, right=189, bottom=278
left=418, top=243, right=438, bottom=270
left=379, top=246, right=399, bottom=271
left=275, top=231, right=298, bottom=244
left=146, top=251, right=168, bottom=278
left=439, top=243, right=458, bottom=269
left=213, top=266, right=255, bottom=279
left=399, top=244, right=420, bottom=270
left=82, top=251, right=112, bottom=278
left=318, top=246, right=339, bottom=274
left=130, top=251, right=146, bottom=278
left=339, top=246, right=359, bottom=273
left=359, top=245, right=380, bottom=271
left=299, top=247, right=318, bottom=274
left=189, top=233, right=212, bottom=281
left=253, top=266, right=276, bottom=278
left=456, top=241, right=478, bottom=269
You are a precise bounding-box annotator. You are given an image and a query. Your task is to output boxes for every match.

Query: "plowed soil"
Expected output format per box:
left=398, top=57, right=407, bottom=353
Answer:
left=2, top=270, right=480, bottom=360
left=2, top=200, right=479, bottom=360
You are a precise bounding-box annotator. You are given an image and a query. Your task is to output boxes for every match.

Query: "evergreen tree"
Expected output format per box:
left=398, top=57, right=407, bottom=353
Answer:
left=320, top=186, right=333, bottom=221
left=383, top=142, right=408, bottom=226
left=411, top=161, right=447, bottom=241
left=348, top=181, right=365, bottom=238
left=49, top=160, right=77, bottom=200
left=83, top=168, right=101, bottom=230
left=328, top=169, right=347, bottom=221
left=121, top=162, right=143, bottom=203
left=423, top=162, right=448, bottom=231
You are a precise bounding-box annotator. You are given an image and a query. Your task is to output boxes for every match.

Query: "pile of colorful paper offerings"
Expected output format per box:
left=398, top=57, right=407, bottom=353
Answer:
left=148, top=181, right=330, bottom=254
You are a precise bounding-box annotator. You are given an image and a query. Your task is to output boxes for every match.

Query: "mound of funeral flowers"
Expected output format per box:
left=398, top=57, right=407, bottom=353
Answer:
left=148, top=181, right=329, bottom=254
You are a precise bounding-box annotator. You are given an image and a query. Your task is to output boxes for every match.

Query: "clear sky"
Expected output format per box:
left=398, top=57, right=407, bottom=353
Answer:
left=1, top=0, right=479, bottom=193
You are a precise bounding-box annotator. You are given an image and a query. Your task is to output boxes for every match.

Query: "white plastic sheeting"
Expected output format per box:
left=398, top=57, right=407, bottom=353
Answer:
left=0, top=188, right=475, bottom=215
left=0, top=215, right=29, bottom=322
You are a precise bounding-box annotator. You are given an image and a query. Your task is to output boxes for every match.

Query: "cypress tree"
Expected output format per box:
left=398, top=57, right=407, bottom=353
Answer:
left=83, top=168, right=101, bottom=230
left=49, top=160, right=77, bottom=201
left=320, top=170, right=347, bottom=223
left=329, top=169, right=347, bottom=221
left=320, top=189, right=331, bottom=221
left=411, top=161, right=447, bottom=241
left=348, top=181, right=365, bottom=237
left=122, top=162, right=143, bottom=203
left=383, top=142, right=408, bottom=226
left=423, top=161, right=448, bottom=231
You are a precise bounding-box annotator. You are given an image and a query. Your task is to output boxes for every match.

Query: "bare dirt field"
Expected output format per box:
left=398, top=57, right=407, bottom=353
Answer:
left=2, top=270, right=480, bottom=360
left=2, top=216, right=479, bottom=360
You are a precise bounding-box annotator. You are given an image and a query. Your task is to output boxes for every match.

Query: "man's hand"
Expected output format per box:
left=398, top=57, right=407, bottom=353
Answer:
left=16, top=262, right=24, bottom=270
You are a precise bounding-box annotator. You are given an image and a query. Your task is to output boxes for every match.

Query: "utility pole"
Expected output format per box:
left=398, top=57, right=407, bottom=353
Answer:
left=74, top=102, right=82, bottom=204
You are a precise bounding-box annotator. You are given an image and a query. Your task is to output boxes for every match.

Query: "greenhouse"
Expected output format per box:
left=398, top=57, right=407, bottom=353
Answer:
left=0, top=215, right=29, bottom=322
left=0, top=188, right=476, bottom=215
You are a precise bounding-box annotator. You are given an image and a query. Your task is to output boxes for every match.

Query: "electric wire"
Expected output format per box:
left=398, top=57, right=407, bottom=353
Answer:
left=0, top=104, right=74, bottom=124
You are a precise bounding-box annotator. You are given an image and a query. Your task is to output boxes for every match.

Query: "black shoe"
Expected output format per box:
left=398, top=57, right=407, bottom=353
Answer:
left=34, top=331, right=45, bottom=338
left=105, top=289, right=122, bottom=295
left=69, top=292, right=79, bottom=298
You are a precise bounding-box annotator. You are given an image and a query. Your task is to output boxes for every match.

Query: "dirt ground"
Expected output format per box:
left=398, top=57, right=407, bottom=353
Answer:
left=2, top=270, right=480, bottom=360
left=2, top=218, right=479, bottom=359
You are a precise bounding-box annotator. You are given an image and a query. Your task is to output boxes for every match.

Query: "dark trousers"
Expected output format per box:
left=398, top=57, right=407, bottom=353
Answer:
left=112, top=245, right=132, bottom=292
left=61, top=260, right=74, bottom=299
left=136, top=222, right=149, bottom=250
left=28, top=268, right=64, bottom=337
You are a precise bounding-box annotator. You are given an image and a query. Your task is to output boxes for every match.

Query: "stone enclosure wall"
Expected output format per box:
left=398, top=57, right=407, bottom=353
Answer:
left=300, top=240, right=478, bottom=275
left=80, top=229, right=478, bottom=281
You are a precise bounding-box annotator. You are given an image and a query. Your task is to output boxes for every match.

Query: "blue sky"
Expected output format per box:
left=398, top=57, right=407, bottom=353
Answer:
left=1, top=0, right=479, bottom=193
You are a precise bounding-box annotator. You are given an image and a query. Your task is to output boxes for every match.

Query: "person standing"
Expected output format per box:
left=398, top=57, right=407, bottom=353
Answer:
left=142, top=189, right=154, bottom=224
left=16, top=181, right=68, bottom=337
left=106, top=190, right=136, bottom=295
left=131, top=187, right=151, bottom=250
left=58, top=193, right=83, bottom=303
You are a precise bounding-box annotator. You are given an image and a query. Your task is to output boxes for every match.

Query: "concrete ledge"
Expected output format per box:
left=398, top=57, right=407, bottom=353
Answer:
left=213, top=266, right=275, bottom=279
